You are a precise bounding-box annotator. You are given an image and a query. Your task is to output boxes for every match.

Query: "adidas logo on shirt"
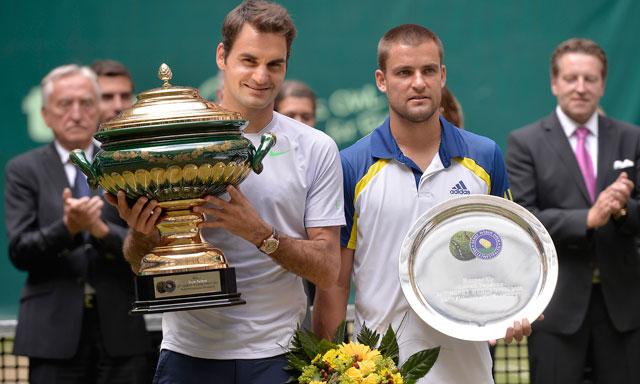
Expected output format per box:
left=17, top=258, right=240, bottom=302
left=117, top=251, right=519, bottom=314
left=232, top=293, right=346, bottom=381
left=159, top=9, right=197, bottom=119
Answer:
left=449, top=180, right=470, bottom=195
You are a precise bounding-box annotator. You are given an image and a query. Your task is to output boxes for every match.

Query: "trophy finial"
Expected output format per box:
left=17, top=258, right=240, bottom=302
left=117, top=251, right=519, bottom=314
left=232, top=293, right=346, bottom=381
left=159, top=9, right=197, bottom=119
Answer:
left=158, top=63, right=173, bottom=88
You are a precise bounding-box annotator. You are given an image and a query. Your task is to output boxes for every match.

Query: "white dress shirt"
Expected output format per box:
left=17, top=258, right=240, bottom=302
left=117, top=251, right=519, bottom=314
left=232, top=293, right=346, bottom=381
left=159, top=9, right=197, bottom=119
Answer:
left=556, top=105, right=599, bottom=178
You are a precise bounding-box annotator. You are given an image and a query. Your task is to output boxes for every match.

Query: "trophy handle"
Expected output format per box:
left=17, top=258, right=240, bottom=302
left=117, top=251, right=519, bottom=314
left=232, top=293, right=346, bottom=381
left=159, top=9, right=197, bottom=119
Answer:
left=251, top=132, right=276, bottom=174
left=69, top=149, right=99, bottom=189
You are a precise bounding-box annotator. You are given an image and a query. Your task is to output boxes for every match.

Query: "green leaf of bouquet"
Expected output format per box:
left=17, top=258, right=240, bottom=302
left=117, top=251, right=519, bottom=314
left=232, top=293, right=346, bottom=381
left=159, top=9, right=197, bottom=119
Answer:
left=379, top=325, right=399, bottom=365
left=400, top=346, right=440, bottom=384
left=286, top=352, right=309, bottom=372
left=317, top=338, right=337, bottom=355
left=289, top=328, right=309, bottom=358
left=333, top=320, right=347, bottom=344
left=298, top=329, right=321, bottom=359
left=356, top=323, right=380, bottom=349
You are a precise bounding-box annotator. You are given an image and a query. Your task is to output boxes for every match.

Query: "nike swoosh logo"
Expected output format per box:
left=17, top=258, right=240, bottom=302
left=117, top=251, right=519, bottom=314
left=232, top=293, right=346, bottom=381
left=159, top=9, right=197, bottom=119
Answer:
left=268, top=149, right=290, bottom=157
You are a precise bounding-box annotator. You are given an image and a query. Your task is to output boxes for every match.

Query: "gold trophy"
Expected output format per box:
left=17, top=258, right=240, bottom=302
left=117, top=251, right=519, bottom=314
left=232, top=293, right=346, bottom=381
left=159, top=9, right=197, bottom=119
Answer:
left=71, top=64, right=275, bottom=313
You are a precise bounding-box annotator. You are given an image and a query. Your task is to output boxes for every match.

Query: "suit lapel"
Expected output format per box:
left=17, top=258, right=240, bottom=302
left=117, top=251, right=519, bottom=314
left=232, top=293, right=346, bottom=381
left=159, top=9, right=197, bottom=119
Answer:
left=41, top=142, right=102, bottom=196
left=596, top=116, right=616, bottom=193
left=542, top=113, right=592, bottom=203
left=42, top=142, right=71, bottom=193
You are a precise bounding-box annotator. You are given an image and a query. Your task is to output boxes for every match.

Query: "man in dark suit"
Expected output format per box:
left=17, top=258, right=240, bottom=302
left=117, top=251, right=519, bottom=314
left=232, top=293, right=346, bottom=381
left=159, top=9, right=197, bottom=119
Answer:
left=507, top=38, right=640, bottom=384
left=4, top=64, right=149, bottom=383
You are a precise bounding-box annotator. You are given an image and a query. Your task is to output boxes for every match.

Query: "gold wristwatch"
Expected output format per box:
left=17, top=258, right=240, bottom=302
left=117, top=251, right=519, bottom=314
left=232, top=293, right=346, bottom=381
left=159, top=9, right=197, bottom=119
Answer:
left=259, top=226, right=280, bottom=254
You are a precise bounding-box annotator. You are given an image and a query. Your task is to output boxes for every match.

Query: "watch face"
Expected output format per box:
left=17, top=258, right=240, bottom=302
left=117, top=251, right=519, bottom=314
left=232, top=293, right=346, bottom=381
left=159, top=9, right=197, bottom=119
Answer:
left=261, top=238, right=279, bottom=254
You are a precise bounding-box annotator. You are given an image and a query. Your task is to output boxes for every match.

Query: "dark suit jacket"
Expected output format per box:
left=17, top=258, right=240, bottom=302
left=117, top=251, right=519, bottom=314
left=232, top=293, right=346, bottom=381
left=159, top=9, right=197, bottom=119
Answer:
left=506, top=112, right=640, bottom=335
left=4, top=142, right=149, bottom=359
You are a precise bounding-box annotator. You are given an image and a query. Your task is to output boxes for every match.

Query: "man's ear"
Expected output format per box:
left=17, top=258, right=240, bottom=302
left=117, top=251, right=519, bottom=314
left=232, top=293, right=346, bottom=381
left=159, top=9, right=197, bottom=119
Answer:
left=440, top=64, right=447, bottom=88
left=216, top=42, right=226, bottom=71
left=375, top=69, right=387, bottom=94
left=550, top=77, right=559, bottom=97
left=41, top=106, right=53, bottom=130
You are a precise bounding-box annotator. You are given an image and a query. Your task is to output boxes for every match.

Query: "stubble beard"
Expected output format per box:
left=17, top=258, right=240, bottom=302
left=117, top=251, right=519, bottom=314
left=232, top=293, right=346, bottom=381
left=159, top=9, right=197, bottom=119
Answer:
left=389, top=102, right=437, bottom=124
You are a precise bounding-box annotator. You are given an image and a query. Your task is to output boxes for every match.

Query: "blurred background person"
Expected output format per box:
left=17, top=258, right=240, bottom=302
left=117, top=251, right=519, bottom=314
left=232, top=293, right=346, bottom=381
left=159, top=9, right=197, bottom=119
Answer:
left=90, top=59, right=134, bottom=123
left=275, top=79, right=316, bottom=127
left=440, top=85, right=464, bottom=128
left=4, top=64, right=149, bottom=384
left=507, top=38, right=640, bottom=384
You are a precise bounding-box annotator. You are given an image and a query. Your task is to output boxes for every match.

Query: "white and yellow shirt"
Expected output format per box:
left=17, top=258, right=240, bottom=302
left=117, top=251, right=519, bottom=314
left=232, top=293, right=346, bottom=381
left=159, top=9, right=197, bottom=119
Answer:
left=341, top=116, right=511, bottom=383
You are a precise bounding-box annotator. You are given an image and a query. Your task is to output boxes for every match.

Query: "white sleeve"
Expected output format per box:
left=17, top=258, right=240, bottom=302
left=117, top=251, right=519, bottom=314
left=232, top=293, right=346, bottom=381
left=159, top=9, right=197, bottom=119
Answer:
left=304, top=135, right=346, bottom=228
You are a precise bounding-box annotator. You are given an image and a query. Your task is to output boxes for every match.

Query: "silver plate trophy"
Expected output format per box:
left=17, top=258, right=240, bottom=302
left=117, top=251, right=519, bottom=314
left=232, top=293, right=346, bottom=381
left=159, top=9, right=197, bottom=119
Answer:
left=399, top=195, right=558, bottom=341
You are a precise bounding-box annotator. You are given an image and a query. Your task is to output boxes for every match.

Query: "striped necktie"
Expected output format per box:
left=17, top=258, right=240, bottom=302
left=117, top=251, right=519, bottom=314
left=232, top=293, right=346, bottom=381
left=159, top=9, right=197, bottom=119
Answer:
left=73, top=169, right=91, bottom=198
left=575, top=126, right=596, bottom=202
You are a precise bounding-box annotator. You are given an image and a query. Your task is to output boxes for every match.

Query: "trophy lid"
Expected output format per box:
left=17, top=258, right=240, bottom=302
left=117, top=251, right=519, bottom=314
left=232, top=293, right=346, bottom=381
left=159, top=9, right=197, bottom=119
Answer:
left=97, top=63, right=244, bottom=136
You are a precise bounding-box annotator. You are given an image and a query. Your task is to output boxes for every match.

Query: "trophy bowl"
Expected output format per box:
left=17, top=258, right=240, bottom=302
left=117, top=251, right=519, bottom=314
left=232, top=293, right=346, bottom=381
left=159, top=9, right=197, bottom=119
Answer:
left=70, top=64, right=275, bottom=314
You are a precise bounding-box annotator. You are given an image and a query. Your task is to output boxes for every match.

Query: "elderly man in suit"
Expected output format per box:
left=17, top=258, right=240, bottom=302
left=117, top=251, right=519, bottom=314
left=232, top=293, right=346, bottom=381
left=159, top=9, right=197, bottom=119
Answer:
left=507, top=38, right=640, bottom=384
left=4, top=64, right=149, bottom=383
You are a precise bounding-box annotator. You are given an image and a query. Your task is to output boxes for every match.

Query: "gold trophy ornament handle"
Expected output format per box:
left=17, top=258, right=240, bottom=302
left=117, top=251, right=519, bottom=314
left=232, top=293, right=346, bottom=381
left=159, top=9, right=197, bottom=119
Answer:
left=69, top=149, right=99, bottom=189
left=251, top=133, right=276, bottom=174
left=158, top=63, right=173, bottom=88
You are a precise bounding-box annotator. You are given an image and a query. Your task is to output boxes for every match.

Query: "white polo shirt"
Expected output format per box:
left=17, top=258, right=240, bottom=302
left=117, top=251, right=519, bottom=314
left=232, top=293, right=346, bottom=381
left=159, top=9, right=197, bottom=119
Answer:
left=161, top=112, right=345, bottom=359
left=341, top=116, right=511, bottom=383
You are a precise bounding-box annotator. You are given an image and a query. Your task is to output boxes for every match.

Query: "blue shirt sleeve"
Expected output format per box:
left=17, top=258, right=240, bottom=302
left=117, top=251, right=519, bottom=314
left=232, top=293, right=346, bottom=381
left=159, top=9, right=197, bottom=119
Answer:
left=340, top=154, right=356, bottom=248
left=490, top=143, right=512, bottom=200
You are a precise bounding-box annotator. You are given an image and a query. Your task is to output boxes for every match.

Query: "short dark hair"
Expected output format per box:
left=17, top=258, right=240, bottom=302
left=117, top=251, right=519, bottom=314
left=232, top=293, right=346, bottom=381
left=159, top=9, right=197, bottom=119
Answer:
left=90, top=59, right=134, bottom=88
left=275, top=80, right=316, bottom=111
left=550, top=38, right=607, bottom=80
left=222, top=0, right=296, bottom=61
left=378, top=24, right=444, bottom=72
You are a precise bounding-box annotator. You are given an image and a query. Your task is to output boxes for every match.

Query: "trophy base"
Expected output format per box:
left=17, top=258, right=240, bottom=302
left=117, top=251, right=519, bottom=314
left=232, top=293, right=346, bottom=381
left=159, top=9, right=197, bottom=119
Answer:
left=131, top=267, right=245, bottom=314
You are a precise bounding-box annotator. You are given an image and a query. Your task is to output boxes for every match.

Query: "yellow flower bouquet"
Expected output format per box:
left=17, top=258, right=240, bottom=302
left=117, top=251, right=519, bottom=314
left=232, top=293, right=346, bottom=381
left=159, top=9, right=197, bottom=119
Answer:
left=286, top=323, right=439, bottom=384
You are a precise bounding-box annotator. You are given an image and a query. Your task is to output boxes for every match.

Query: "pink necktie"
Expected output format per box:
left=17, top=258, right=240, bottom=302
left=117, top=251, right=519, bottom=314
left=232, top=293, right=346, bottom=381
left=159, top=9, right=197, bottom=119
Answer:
left=575, top=126, right=596, bottom=202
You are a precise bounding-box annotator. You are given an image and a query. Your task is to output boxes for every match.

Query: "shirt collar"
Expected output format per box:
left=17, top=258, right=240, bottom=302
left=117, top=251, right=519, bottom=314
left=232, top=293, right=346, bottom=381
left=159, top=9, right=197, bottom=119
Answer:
left=556, top=105, right=599, bottom=139
left=243, top=112, right=278, bottom=137
left=370, top=115, right=466, bottom=168
left=54, top=141, right=94, bottom=164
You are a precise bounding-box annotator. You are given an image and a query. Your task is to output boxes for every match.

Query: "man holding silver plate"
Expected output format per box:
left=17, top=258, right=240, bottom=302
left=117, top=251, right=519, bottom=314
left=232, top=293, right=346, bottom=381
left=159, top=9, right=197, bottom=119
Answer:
left=314, top=24, right=535, bottom=384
